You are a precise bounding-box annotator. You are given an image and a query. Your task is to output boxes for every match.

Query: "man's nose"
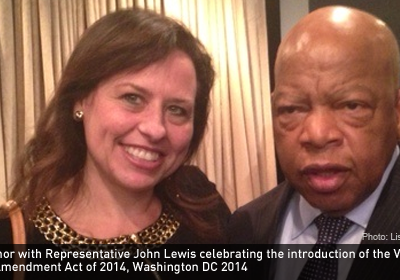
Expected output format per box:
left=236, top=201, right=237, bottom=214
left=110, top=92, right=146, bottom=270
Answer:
left=299, top=109, right=343, bottom=149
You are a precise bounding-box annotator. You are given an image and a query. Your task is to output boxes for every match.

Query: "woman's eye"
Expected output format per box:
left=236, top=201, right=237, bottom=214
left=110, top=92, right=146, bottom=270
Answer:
left=168, top=105, right=187, bottom=116
left=122, top=94, right=142, bottom=105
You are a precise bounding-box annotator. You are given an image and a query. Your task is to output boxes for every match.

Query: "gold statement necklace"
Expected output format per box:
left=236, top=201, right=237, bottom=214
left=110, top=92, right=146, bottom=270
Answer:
left=31, top=198, right=180, bottom=245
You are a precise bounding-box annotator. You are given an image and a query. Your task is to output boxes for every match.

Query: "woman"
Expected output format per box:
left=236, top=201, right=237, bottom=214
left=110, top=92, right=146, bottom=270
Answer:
left=0, top=8, right=230, bottom=244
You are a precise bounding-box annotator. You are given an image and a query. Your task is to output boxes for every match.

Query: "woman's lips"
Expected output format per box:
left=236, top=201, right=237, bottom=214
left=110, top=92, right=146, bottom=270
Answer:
left=123, top=145, right=164, bottom=171
left=125, top=146, right=160, bottom=161
left=301, top=164, right=349, bottom=193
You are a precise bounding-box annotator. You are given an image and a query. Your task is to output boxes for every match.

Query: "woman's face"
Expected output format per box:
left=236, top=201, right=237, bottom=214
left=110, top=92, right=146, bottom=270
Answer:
left=77, top=50, right=196, bottom=193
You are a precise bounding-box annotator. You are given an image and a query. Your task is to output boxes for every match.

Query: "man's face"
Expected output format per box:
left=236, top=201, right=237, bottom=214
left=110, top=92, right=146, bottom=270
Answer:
left=272, top=38, right=400, bottom=216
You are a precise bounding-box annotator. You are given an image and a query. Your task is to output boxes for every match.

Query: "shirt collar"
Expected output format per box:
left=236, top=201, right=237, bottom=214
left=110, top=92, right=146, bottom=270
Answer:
left=292, top=146, right=399, bottom=239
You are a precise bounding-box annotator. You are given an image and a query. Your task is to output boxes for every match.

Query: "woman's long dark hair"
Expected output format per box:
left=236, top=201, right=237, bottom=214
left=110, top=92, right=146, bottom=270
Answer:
left=9, top=8, right=224, bottom=242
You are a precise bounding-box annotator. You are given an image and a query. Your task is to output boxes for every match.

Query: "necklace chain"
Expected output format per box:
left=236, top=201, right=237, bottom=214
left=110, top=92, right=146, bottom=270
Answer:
left=31, top=199, right=180, bottom=245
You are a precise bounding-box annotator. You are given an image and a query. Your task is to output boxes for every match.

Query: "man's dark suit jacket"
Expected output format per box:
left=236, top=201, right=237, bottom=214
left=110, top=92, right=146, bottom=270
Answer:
left=228, top=156, right=400, bottom=279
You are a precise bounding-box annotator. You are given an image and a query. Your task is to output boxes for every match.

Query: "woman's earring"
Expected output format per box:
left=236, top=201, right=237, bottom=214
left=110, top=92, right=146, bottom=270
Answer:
left=74, top=110, right=84, bottom=121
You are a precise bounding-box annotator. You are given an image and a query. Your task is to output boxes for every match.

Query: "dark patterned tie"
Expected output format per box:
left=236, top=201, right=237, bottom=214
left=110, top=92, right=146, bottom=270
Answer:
left=297, top=215, right=353, bottom=280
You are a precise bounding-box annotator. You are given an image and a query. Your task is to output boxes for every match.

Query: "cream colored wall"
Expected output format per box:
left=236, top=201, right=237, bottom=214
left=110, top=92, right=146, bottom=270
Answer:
left=279, top=0, right=309, bottom=37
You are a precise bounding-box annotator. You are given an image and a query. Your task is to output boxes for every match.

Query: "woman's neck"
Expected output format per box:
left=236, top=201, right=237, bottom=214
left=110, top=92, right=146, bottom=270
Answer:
left=48, top=181, right=162, bottom=239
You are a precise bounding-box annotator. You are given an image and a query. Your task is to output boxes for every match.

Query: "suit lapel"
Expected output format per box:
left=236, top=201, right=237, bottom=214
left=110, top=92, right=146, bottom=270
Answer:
left=347, top=156, right=400, bottom=279
left=362, top=156, right=400, bottom=243
left=262, top=182, right=294, bottom=243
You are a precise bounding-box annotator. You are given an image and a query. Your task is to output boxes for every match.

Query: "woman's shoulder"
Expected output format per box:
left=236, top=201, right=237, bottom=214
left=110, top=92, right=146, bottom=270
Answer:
left=174, top=165, right=218, bottom=196
left=0, top=217, right=13, bottom=244
left=176, top=165, right=232, bottom=217
left=0, top=209, right=51, bottom=244
left=176, top=165, right=210, bottom=179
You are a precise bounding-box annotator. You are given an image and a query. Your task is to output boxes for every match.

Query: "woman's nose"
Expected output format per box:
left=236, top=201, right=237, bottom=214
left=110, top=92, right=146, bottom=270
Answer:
left=137, top=109, right=167, bottom=142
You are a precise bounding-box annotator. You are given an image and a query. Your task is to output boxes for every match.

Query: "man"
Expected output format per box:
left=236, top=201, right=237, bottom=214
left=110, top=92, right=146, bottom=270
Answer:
left=229, top=5, right=400, bottom=280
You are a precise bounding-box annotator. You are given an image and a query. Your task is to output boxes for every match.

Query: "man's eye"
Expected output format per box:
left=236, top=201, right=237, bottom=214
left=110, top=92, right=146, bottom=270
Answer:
left=344, top=102, right=361, bottom=110
left=337, top=100, right=374, bottom=126
left=277, top=106, right=299, bottom=115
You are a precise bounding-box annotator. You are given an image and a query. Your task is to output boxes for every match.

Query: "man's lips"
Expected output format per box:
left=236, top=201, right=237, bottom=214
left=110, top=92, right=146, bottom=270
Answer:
left=301, top=164, right=350, bottom=175
left=300, top=164, right=350, bottom=193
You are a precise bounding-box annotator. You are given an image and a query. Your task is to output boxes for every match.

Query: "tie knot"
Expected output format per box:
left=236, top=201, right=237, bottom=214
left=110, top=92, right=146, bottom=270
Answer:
left=314, top=214, right=353, bottom=244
